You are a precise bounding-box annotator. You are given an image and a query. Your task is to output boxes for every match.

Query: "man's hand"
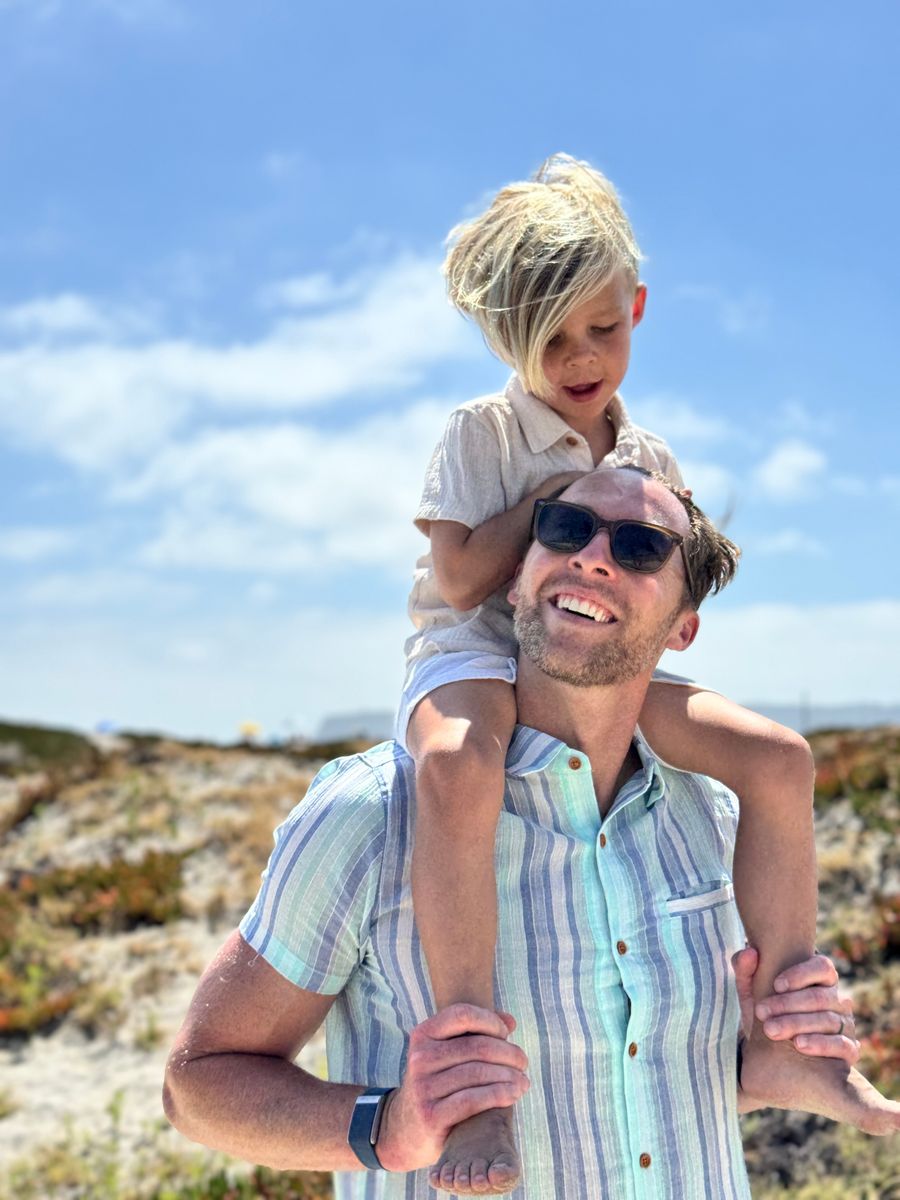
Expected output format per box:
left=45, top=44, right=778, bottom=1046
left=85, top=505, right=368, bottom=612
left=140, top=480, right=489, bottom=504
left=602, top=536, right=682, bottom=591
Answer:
left=375, top=1004, right=529, bottom=1174
left=733, top=947, right=859, bottom=1114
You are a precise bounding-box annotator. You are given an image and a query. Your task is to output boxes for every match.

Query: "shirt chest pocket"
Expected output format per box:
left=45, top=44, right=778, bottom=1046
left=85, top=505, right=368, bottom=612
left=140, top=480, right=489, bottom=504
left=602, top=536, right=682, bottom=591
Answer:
left=665, top=879, right=734, bottom=916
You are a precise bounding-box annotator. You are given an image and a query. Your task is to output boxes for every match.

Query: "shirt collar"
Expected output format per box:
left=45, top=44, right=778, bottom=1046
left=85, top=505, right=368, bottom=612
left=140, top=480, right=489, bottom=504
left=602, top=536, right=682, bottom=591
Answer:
left=506, top=722, right=666, bottom=810
left=505, top=374, right=640, bottom=460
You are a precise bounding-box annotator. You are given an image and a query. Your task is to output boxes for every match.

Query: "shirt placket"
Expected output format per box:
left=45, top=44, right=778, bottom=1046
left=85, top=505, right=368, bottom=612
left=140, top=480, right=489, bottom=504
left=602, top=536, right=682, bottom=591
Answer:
left=596, top=772, right=662, bottom=1199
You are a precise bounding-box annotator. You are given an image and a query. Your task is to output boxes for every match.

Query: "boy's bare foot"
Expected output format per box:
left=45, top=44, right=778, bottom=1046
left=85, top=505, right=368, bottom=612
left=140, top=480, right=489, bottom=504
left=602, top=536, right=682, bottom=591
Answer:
left=740, top=1034, right=900, bottom=1135
left=428, top=1107, right=520, bottom=1194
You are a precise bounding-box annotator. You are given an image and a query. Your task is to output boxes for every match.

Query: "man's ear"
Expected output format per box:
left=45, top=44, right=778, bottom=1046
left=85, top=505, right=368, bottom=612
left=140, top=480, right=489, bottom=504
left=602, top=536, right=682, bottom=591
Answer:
left=507, top=563, right=524, bottom=607
left=665, top=609, right=699, bottom=653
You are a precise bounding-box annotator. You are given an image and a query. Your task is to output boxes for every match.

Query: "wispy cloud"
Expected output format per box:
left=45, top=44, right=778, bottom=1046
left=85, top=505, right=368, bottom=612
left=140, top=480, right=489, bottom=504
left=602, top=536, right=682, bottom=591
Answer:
left=753, top=438, right=827, bottom=500
left=0, top=525, right=76, bottom=562
left=753, top=529, right=827, bottom=557
left=676, top=284, right=769, bottom=335
left=0, top=255, right=475, bottom=473
left=0, top=292, right=155, bottom=341
left=629, top=394, right=733, bottom=447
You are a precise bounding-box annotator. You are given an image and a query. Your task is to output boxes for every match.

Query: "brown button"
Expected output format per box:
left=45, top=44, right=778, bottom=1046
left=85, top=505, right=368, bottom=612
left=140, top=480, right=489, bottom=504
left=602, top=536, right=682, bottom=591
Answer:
left=616, top=940, right=628, bottom=955
left=599, top=833, right=607, bottom=848
left=568, top=756, right=582, bottom=770
left=565, top=435, right=578, bottom=447
left=628, top=1042, right=638, bottom=1057
left=639, top=1153, right=652, bottom=1169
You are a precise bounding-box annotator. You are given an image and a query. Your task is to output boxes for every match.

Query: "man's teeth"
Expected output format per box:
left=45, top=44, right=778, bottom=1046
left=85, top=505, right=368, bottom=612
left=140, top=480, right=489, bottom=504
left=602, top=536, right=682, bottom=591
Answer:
left=555, top=595, right=614, bottom=623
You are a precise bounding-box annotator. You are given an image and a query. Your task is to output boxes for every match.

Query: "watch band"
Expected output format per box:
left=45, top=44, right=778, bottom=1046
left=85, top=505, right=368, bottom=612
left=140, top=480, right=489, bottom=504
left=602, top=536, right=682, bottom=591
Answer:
left=348, top=1086, right=394, bottom=1169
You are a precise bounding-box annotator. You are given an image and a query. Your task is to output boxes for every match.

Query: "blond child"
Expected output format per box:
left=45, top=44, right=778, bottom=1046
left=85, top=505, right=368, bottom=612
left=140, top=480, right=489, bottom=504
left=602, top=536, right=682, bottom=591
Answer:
left=401, top=155, right=843, bottom=1195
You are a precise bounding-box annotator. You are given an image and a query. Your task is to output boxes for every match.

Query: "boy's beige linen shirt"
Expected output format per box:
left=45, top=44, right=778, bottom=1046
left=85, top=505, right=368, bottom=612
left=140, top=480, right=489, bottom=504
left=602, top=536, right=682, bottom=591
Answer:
left=404, top=376, right=685, bottom=666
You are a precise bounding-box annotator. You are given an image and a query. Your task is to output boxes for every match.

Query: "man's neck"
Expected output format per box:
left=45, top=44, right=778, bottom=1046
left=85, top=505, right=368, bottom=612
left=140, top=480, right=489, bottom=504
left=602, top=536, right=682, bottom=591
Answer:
left=515, top=657, right=651, bottom=816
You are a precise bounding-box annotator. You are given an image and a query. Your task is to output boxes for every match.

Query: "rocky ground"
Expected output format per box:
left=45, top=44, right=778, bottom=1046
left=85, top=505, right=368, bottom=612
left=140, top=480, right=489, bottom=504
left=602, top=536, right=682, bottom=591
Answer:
left=0, top=720, right=897, bottom=1198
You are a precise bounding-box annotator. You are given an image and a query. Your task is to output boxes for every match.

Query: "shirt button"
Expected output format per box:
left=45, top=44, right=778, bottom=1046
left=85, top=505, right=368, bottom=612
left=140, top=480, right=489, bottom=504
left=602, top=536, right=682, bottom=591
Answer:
left=568, top=756, right=582, bottom=770
left=616, top=940, right=628, bottom=955
left=599, top=833, right=607, bottom=848
left=639, top=1153, right=652, bottom=1169
left=565, top=435, right=578, bottom=447
left=628, top=1042, right=638, bottom=1057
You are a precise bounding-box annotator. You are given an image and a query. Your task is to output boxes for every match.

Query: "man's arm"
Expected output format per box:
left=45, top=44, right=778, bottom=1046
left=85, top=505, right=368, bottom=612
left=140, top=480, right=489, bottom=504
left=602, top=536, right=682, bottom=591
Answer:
left=163, top=931, right=529, bottom=1173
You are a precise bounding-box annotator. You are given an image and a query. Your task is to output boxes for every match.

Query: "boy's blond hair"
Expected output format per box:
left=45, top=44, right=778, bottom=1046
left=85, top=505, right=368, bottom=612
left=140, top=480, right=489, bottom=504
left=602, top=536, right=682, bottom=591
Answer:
left=443, top=153, right=643, bottom=399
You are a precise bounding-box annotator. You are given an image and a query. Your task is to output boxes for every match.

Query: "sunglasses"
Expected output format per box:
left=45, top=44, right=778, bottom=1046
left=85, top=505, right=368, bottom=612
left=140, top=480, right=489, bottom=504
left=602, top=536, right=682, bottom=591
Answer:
left=531, top=498, right=695, bottom=603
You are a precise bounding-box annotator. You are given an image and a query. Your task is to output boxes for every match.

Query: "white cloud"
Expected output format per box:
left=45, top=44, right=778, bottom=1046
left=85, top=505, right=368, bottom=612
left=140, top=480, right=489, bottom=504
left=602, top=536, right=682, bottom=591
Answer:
left=676, top=459, right=736, bottom=514
left=0, top=525, right=74, bottom=562
left=18, top=568, right=192, bottom=608
left=753, top=439, right=827, bottom=500
left=258, top=272, right=361, bottom=310
left=123, top=400, right=449, bottom=576
left=752, top=529, right=827, bottom=557
left=629, top=394, right=733, bottom=447
left=664, top=599, right=900, bottom=706
left=676, top=284, right=769, bottom=335
left=0, top=292, right=154, bottom=341
left=0, top=256, right=474, bottom=474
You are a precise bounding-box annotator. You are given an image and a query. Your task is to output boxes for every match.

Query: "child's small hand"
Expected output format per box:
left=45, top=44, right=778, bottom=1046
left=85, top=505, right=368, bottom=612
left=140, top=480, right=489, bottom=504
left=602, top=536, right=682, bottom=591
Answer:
left=536, top=470, right=587, bottom=500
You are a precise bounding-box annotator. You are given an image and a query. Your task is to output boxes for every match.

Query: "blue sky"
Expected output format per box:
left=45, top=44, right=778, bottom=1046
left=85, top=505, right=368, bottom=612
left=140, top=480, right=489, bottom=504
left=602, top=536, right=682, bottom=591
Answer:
left=1, top=0, right=898, bottom=740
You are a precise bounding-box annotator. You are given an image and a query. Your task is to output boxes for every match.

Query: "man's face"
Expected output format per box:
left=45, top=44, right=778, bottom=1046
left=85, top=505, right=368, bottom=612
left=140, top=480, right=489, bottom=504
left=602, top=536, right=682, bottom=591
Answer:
left=509, top=470, right=698, bottom=688
left=538, top=270, right=646, bottom=424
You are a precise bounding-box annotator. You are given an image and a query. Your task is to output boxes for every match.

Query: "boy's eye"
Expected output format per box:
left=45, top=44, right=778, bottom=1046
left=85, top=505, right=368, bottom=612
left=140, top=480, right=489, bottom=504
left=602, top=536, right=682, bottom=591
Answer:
left=592, top=324, right=618, bottom=335
left=546, top=333, right=563, bottom=349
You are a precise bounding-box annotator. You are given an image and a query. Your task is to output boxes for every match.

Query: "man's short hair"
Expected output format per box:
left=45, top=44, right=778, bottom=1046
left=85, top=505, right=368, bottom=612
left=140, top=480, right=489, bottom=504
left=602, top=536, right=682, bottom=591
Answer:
left=443, top=153, right=642, bottom=401
left=618, top=465, right=740, bottom=608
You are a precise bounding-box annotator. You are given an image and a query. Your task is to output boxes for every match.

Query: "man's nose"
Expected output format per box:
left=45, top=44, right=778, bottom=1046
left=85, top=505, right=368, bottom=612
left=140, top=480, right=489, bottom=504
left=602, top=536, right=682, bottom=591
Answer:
left=569, top=530, right=617, bottom=576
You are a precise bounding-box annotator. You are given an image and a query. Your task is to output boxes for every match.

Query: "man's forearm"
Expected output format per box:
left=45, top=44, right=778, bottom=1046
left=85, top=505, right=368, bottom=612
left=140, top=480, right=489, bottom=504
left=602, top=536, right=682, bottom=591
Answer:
left=164, top=1051, right=366, bottom=1171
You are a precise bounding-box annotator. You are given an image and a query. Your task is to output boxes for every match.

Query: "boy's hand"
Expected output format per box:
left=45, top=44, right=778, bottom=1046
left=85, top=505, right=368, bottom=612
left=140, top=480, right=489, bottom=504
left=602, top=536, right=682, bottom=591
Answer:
left=535, top=470, right=587, bottom=500
left=375, top=1004, right=529, bottom=1173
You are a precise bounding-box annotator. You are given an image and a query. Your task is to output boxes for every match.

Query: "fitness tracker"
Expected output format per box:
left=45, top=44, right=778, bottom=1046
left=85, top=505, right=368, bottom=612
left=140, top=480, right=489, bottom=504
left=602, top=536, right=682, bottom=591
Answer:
left=347, top=1086, right=394, bottom=1169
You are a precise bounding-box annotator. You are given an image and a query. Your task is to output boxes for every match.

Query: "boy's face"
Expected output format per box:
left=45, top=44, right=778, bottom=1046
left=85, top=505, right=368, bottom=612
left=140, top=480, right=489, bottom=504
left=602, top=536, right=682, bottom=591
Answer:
left=540, top=271, right=646, bottom=429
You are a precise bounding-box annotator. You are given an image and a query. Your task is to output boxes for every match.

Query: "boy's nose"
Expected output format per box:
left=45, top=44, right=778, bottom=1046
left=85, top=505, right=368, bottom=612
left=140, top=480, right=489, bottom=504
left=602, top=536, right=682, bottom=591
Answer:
left=565, top=336, right=597, bottom=365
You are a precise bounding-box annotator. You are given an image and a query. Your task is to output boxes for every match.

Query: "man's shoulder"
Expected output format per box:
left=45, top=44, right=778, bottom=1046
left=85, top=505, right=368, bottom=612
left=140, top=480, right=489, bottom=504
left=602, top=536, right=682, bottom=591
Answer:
left=293, top=741, right=414, bottom=826
left=655, top=757, right=740, bottom=818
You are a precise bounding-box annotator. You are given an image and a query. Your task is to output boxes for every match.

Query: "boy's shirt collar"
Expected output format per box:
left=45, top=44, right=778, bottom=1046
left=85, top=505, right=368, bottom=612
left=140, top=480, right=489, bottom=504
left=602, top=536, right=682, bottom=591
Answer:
left=505, top=374, right=637, bottom=457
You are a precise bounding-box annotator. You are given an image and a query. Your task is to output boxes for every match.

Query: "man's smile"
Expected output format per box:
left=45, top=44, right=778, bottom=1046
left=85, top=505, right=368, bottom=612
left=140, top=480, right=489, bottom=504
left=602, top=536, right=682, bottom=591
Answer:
left=549, top=589, right=618, bottom=624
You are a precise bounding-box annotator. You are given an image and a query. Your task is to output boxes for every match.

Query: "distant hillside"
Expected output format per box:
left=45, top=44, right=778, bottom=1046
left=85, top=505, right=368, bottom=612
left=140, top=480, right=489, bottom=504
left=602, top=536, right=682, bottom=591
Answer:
left=0, top=718, right=897, bottom=1199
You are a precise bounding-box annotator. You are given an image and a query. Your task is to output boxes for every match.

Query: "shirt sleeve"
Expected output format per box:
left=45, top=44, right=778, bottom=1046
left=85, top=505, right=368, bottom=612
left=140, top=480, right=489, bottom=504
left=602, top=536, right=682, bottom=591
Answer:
left=414, top=406, right=508, bottom=534
left=239, top=756, right=386, bottom=994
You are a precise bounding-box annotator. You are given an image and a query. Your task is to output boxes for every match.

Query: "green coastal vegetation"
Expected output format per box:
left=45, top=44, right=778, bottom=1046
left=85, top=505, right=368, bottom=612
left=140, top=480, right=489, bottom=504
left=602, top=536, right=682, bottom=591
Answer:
left=0, top=719, right=897, bottom=1198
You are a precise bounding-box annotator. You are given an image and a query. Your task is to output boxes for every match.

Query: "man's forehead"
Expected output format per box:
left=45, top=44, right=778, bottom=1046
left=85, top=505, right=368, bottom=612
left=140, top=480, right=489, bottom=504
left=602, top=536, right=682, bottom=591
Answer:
left=563, top=468, right=689, bottom=533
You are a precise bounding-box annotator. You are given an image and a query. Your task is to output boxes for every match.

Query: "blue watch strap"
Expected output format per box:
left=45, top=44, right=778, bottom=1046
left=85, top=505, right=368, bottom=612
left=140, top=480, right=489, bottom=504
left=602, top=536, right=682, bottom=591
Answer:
left=348, top=1086, right=394, bottom=1169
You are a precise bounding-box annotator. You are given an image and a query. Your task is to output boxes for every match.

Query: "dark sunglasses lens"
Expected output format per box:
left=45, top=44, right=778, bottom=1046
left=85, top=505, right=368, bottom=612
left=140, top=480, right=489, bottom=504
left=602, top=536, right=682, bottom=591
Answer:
left=612, top=523, right=676, bottom=572
left=537, top=503, right=595, bottom=552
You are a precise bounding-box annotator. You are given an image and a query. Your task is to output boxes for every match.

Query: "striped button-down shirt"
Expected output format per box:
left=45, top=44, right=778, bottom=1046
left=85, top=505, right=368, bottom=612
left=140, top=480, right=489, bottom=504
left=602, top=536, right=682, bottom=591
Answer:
left=240, top=726, right=750, bottom=1200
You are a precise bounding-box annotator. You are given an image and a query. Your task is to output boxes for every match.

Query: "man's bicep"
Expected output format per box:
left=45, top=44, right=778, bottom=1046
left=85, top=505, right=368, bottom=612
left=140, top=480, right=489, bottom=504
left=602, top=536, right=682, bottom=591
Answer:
left=173, top=930, right=336, bottom=1063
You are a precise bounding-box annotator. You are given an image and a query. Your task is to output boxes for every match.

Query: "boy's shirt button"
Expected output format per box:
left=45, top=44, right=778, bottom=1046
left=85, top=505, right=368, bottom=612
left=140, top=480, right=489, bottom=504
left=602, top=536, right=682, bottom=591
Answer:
left=565, top=435, right=579, bottom=447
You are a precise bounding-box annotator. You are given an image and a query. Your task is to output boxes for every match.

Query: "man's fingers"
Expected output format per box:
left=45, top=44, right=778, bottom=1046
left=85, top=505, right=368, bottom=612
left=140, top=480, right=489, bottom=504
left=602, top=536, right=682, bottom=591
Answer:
left=413, top=1032, right=528, bottom=1073
left=761, top=1009, right=857, bottom=1042
left=431, top=1078, right=530, bottom=1129
left=425, top=1060, right=529, bottom=1102
left=415, top=1003, right=512, bottom=1042
left=756, top=985, right=849, bottom=1020
left=792, top=1032, right=861, bottom=1063
left=772, top=953, right=839, bottom=993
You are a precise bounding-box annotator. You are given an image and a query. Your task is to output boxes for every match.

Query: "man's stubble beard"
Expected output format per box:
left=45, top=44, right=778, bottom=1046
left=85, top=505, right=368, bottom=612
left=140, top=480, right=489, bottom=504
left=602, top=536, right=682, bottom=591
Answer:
left=513, top=590, right=685, bottom=688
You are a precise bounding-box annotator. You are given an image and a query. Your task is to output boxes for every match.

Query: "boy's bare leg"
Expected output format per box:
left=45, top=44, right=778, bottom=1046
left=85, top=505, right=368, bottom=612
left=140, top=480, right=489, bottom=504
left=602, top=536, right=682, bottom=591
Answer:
left=409, top=679, right=521, bottom=1194
left=641, top=684, right=900, bottom=1131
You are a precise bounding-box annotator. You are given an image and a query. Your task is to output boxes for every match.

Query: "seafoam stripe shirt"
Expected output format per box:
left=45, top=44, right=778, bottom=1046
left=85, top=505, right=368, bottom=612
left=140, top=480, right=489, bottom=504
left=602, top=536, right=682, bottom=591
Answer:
left=240, top=727, right=750, bottom=1200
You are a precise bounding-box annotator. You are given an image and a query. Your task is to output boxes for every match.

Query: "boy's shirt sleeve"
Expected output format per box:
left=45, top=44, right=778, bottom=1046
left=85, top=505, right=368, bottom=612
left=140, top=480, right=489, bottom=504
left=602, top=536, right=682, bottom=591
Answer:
left=414, top=406, right=508, bottom=533
left=239, top=755, right=386, bottom=994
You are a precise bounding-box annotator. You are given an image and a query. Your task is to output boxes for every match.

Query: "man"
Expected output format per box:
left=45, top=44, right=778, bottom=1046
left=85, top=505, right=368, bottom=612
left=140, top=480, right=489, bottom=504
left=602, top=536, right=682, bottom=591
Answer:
left=164, top=467, right=896, bottom=1198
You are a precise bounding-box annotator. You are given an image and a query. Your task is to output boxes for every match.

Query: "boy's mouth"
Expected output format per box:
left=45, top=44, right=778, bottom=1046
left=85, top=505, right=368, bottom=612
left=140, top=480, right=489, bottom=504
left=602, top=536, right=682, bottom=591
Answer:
left=563, top=381, right=602, bottom=401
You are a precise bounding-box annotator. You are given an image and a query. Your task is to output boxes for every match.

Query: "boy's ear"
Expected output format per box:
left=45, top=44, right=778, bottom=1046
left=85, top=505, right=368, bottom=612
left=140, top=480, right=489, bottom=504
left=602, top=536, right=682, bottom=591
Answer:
left=665, top=608, right=699, bottom=653
left=507, top=563, right=524, bottom=607
left=632, top=284, right=647, bottom=328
